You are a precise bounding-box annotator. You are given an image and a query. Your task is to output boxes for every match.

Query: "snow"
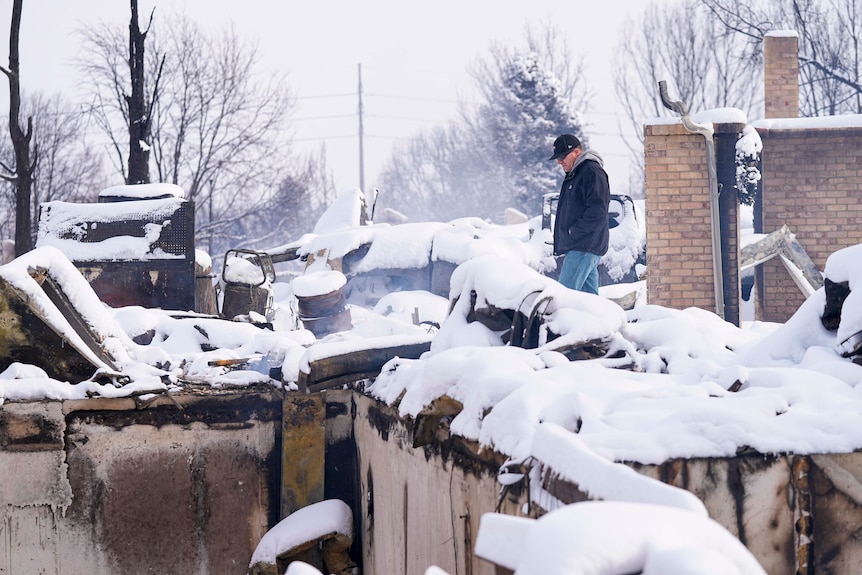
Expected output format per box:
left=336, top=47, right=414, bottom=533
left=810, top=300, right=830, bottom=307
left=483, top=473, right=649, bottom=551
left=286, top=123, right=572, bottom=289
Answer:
left=736, top=124, right=763, bottom=157
left=765, top=29, right=799, bottom=38
left=312, top=187, right=366, bottom=234
left=476, top=501, right=768, bottom=575
left=249, top=499, right=353, bottom=566
left=604, top=196, right=644, bottom=282
left=2, top=187, right=861, bottom=574
left=646, top=107, right=748, bottom=131
left=531, top=424, right=708, bottom=515
left=99, top=183, right=185, bottom=200
left=223, top=255, right=269, bottom=285
left=0, top=245, right=135, bottom=374
left=292, top=270, right=347, bottom=297
left=284, top=563, right=327, bottom=575
left=753, top=114, right=862, bottom=130
left=195, top=249, right=212, bottom=271
left=692, top=107, right=748, bottom=125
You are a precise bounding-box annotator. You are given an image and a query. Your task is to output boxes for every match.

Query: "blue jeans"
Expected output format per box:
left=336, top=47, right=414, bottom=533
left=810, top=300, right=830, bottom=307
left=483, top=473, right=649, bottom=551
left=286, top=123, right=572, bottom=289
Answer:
left=558, top=250, right=601, bottom=294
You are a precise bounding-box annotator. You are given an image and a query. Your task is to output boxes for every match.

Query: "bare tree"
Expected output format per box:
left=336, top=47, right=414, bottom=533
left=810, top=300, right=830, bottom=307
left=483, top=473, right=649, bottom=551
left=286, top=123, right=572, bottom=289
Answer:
left=0, top=0, right=36, bottom=255
left=29, top=94, right=108, bottom=206
left=0, top=93, right=109, bottom=244
left=75, top=1, right=161, bottom=185
left=700, top=0, right=862, bottom=115
left=612, top=0, right=763, bottom=194
left=255, top=146, right=336, bottom=249
left=77, top=10, right=307, bottom=258
left=126, top=0, right=162, bottom=184
left=378, top=125, right=480, bottom=222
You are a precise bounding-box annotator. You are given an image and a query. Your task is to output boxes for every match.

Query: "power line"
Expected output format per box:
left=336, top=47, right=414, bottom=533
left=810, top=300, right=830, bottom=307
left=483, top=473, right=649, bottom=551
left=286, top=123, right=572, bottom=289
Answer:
left=364, top=92, right=460, bottom=105
left=295, top=92, right=355, bottom=100
left=292, top=134, right=357, bottom=142
left=292, top=113, right=356, bottom=121
left=365, top=113, right=445, bottom=123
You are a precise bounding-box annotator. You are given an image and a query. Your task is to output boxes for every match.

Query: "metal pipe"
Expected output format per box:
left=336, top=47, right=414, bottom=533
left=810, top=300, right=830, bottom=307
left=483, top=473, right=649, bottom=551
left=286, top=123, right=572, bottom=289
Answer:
left=658, top=81, right=726, bottom=320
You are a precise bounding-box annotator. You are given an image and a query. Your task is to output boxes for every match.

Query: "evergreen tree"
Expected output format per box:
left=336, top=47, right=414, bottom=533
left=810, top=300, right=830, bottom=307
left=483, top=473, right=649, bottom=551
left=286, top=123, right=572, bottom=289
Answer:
left=378, top=22, right=589, bottom=223
left=471, top=50, right=584, bottom=216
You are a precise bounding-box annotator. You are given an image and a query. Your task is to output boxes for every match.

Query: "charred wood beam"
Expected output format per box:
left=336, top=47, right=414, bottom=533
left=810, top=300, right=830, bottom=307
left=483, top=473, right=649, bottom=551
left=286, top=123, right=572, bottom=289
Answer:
left=740, top=225, right=823, bottom=295
left=297, top=340, right=432, bottom=393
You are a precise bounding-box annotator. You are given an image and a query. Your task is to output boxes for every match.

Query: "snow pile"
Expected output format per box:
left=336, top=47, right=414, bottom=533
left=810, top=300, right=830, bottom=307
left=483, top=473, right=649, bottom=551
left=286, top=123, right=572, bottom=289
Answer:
left=531, top=424, right=707, bottom=515
left=249, top=499, right=353, bottom=566
left=475, top=501, right=767, bottom=575
left=367, top=250, right=862, bottom=466
left=291, top=188, right=643, bottom=286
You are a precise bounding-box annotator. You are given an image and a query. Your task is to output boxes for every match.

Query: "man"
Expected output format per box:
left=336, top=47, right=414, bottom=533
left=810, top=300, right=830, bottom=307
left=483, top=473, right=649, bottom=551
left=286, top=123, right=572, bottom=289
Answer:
left=548, top=134, right=610, bottom=295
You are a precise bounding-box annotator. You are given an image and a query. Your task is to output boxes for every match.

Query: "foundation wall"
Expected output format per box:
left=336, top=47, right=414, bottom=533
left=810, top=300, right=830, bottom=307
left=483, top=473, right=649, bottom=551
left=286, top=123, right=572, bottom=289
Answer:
left=4, top=391, right=862, bottom=574
left=0, top=393, right=282, bottom=575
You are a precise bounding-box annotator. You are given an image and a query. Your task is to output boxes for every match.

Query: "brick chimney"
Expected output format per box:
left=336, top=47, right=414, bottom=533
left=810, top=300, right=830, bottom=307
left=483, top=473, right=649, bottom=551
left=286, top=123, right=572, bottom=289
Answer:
left=763, top=31, right=799, bottom=118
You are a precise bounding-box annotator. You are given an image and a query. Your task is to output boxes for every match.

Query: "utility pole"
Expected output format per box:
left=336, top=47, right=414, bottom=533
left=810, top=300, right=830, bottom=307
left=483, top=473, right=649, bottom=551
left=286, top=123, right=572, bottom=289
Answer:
left=357, top=63, right=365, bottom=192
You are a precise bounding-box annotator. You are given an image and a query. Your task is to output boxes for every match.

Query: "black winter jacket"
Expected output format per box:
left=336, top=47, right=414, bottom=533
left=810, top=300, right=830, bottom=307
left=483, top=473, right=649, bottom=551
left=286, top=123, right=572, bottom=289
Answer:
left=552, top=151, right=610, bottom=257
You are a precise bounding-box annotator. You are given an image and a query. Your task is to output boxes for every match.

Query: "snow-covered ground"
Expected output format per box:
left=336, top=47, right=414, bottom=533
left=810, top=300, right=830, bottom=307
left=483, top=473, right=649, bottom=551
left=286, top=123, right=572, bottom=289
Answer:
left=2, top=186, right=861, bottom=574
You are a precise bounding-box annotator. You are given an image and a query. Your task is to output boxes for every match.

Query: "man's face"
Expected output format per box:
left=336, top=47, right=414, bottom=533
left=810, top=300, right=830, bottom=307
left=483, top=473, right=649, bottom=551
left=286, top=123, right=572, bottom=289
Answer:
left=557, top=147, right=582, bottom=172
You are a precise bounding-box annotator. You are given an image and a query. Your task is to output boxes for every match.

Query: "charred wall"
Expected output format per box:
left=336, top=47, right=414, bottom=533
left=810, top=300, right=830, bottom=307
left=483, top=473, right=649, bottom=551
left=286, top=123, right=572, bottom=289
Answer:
left=0, top=392, right=282, bottom=575
left=5, top=390, right=862, bottom=574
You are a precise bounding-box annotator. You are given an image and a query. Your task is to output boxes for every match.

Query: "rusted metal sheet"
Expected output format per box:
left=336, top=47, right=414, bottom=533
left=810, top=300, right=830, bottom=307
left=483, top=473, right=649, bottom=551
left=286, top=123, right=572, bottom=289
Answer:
left=80, top=260, right=196, bottom=310
left=37, top=198, right=196, bottom=311
left=0, top=276, right=109, bottom=382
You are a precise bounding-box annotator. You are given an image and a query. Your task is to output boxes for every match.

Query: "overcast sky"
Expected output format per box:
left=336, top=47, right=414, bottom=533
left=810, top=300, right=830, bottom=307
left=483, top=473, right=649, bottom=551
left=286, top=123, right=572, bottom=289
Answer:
left=3, top=0, right=647, bottom=199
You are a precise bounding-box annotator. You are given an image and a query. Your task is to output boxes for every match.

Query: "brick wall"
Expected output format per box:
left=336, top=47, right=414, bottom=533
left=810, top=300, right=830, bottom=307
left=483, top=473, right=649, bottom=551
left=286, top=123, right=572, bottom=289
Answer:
left=644, top=121, right=717, bottom=312
left=755, top=122, right=862, bottom=322
left=643, top=32, right=862, bottom=325
left=764, top=33, right=799, bottom=119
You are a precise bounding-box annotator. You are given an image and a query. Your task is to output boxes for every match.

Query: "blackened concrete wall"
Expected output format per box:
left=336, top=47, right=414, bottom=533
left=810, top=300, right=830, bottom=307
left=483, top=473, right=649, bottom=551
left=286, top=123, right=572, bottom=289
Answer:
left=0, top=392, right=282, bottom=575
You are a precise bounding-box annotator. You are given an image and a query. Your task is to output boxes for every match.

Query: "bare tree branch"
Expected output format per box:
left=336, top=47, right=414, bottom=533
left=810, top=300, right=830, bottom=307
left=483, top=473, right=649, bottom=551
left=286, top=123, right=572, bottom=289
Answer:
left=75, top=8, right=317, bottom=258
left=701, top=0, right=862, bottom=116
left=612, top=1, right=762, bottom=196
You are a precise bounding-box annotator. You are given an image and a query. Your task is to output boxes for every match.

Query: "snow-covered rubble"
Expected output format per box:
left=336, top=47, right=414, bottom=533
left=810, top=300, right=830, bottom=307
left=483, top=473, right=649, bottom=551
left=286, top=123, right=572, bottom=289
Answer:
left=2, top=188, right=862, bottom=575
